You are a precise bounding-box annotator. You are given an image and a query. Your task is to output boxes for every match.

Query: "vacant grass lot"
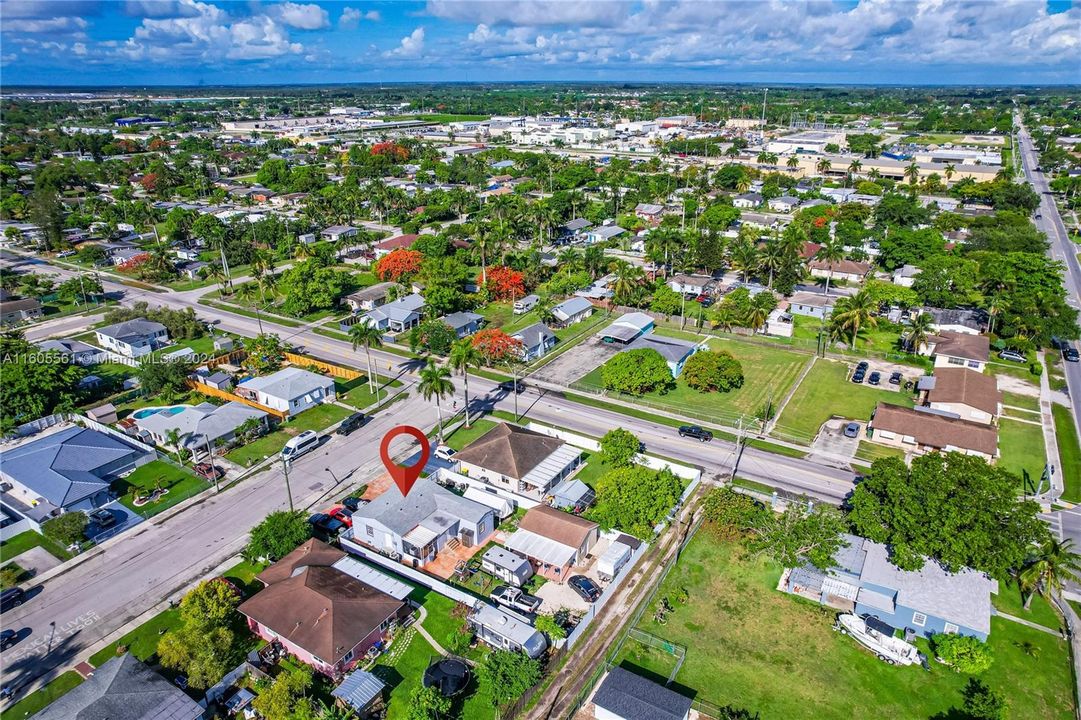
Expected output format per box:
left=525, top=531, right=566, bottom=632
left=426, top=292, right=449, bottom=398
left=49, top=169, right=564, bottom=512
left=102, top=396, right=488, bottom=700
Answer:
left=0, top=530, right=71, bottom=563
left=578, top=332, right=809, bottom=425
left=225, top=403, right=353, bottom=467
left=0, top=671, right=83, bottom=720
left=772, top=360, right=915, bottom=444
left=115, top=460, right=208, bottom=517
left=1001, top=391, right=1040, bottom=412
left=634, top=533, right=1073, bottom=720
left=997, top=418, right=1047, bottom=491
left=334, top=375, right=401, bottom=410
left=1053, top=404, right=1081, bottom=503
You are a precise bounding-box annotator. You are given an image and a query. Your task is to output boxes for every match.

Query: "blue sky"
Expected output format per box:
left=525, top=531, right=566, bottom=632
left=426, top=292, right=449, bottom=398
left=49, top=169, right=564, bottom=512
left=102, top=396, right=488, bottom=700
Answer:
left=1, top=1, right=1078, bottom=86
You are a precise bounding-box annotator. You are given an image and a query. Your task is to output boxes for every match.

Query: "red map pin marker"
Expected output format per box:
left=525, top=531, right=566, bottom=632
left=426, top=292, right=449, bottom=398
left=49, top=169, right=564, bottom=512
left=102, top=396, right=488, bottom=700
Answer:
left=380, top=425, right=430, bottom=497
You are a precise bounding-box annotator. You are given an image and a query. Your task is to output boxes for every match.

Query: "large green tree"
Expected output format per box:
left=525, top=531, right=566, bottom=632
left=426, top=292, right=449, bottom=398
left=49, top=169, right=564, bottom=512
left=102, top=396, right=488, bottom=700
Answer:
left=244, top=510, right=312, bottom=561
left=476, top=650, right=542, bottom=708
left=846, top=454, right=1049, bottom=577
left=589, top=466, right=683, bottom=538
left=0, top=334, right=85, bottom=431
left=600, top=348, right=674, bottom=395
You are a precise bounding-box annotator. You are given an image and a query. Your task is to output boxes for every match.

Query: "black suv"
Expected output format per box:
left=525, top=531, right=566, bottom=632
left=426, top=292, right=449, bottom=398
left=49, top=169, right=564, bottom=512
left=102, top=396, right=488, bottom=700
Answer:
left=678, top=425, right=713, bottom=442
left=87, top=508, right=117, bottom=530
left=336, top=412, right=369, bottom=436
left=1065, top=345, right=1080, bottom=363
left=498, top=380, right=525, bottom=394
left=0, top=588, right=26, bottom=613
left=569, top=575, right=601, bottom=602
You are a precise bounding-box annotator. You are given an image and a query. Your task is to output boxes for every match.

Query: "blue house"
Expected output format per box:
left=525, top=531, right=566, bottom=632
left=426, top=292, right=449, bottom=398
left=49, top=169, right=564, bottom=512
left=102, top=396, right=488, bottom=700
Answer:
left=441, top=311, right=484, bottom=338
left=785, top=534, right=997, bottom=640
left=620, top=333, right=699, bottom=377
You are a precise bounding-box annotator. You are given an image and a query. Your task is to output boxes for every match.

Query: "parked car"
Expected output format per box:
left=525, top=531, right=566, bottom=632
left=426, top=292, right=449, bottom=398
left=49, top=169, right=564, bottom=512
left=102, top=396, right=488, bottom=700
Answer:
left=843, top=422, right=860, bottom=439
left=999, top=349, right=1027, bottom=363
left=0, top=629, right=17, bottom=650
left=851, top=370, right=866, bottom=384
left=1064, top=345, right=1080, bottom=363
left=193, top=462, right=224, bottom=481
left=498, top=380, right=526, bottom=394
left=678, top=425, right=713, bottom=442
left=281, top=430, right=320, bottom=461
left=308, top=513, right=345, bottom=537
left=87, top=508, right=116, bottom=530
left=491, top=585, right=542, bottom=614
left=434, top=445, right=457, bottom=461
left=699, top=297, right=715, bottom=308
left=856, top=361, right=869, bottom=371
left=568, top=575, right=601, bottom=603
left=336, top=412, right=369, bottom=436
left=342, top=496, right=366, bottom=512
left=867, top=371, right=881, bottom=386
left=328, top=506, right=352, bottom=528
left=889, top=372, right=903, bottom=385
left=0, top=588, right=26, bottom=613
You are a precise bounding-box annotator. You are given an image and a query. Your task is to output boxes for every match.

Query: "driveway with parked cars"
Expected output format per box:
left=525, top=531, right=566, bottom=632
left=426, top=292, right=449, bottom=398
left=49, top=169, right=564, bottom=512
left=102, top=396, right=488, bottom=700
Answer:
left=84, top=501, right=144, bottom=543
left=810, top=419, right=863, bottom=465
left=534, top=535, right=615, bottom=613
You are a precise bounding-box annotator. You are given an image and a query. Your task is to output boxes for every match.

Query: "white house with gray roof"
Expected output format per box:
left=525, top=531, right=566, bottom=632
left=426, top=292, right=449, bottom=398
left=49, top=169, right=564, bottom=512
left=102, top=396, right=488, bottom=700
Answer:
left=441, top=311, right=484, bottom=338
left=348, top=479, right=494, bottom=566
left=468, top=603, right=547, bottom=658
left=36, top=338, right=106, bottom=366
left=621, top=333, right=700, bottom=376
left=785, top=533, right=997, bottom=640
left=133, top=401, right=268, bottom=458
left=0, top=426, right=153, bottom=519
left=361, top=293, right=424, bottom=333
left=512, top=322, right=557, bottom=361
left=94, top=318, right=168, bottom=358
left=551, top=296, right=593, bottom=327
left=236, top=367, right=335, bottom=417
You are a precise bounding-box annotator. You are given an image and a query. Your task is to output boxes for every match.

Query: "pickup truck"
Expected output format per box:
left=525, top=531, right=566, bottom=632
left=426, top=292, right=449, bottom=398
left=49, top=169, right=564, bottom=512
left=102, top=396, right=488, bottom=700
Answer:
left=491, top=585, right=542, bottom=614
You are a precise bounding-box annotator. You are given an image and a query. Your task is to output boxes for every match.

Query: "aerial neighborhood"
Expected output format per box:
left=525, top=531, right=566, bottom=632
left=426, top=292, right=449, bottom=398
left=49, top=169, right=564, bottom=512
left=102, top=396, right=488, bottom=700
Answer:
left=0, top=32, right=1079, bottom=720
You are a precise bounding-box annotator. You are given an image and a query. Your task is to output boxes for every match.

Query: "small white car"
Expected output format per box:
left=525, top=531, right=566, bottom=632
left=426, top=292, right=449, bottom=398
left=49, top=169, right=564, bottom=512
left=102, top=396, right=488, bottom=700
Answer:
left=434, top=445, right=456, bottom=461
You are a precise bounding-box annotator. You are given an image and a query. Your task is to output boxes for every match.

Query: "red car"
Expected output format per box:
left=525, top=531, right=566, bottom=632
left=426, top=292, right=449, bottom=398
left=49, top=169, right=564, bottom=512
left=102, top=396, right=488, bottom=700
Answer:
left=194, top=463, right=224, bottom=481
left=328, top=506, right=352, bottom=528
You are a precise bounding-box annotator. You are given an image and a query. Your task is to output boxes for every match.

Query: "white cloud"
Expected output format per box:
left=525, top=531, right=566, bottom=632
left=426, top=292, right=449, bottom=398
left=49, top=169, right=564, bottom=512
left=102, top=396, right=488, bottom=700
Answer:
left=427, top=0, right=627, bottom=27
left=72, top=42, right=87, bottom=55
left=123, top=1, right=200, bottom=19
left=340, top=7, right=381, bottom=28
left=385, top=27, right=425, bottom=58
left=1, top=16, right=87, bottom=34
left=270, top=2, right=330, bottom=31
left=1, top=1, right=98, bottom=19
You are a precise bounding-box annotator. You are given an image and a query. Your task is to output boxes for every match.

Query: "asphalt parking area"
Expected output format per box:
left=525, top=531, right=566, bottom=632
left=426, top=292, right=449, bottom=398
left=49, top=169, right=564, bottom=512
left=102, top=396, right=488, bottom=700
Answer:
left=811, top=418, right=862, bottom=461
left=530, top=336, right=619, bottom=385
left=534, top=536, right=614, bottom=613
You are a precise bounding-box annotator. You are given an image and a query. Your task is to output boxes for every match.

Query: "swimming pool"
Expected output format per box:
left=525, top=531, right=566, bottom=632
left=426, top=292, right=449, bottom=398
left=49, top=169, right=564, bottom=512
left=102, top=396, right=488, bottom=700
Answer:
left=131, top=405, right=192, bottom=420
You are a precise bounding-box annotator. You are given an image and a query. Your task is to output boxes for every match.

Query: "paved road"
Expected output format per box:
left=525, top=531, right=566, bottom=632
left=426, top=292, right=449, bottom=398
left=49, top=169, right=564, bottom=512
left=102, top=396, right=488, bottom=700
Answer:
left=1016, top=120, right=1081, bottom=445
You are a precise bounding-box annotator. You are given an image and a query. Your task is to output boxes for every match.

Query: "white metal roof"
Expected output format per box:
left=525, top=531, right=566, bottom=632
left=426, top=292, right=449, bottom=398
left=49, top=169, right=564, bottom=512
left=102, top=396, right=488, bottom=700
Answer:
left=402, top=524, right=440, bottom=548
left=505, top=528, right=576, bottom=567
left=520, top=444, right=582, bottom=491
left=332, top=556, right=413, bottom=600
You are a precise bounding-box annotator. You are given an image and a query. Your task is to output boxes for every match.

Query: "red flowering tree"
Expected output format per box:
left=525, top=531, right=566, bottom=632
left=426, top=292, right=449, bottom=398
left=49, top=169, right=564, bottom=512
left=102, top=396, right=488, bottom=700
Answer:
left=471, top=329, right=523, bottom=365
left=149, top=137, right=169, bottom=152
left=116, top=253, right=150, bottom=273
left=375, top=249, right=423, bottom=282
left=139, top=173, right=158, bottom=194
left=479, top=266, right=525, bottom=301
left=371, top=142, right=409, bottom=162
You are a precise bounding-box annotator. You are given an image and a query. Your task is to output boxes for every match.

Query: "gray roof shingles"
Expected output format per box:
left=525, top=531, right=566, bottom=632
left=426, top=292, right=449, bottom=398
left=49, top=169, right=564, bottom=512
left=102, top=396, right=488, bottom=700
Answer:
left=592, top=667, right=692, bottom=720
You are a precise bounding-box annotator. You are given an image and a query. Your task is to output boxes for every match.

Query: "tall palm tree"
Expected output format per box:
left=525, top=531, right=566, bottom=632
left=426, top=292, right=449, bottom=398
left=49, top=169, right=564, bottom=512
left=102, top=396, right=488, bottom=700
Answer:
left=1019, top=537, right=1081, bottom=610
left=206, top=263, right=229, bottom=296
left=943, top=163, right=956, bottom=184
left=610, top=260, right=645, bottom=306
left=816, top=157, right=832, bottom=176
left=418, top=358, right=454, bottom=444
left=735, top=175, right=751, bottom=194
left=868, top=167, right=882, bottom=181
left=996, top=165, right=1016, bottom=182
left=846, top=159, right=862, bottom=188
left=448, top=340, right=481, bottom=428
left=904, top=312, right=935, bottom=353
left=583, top=245, right=606, bottom=280
left=829, top=289, right=878, bottom=348
left=235, top=282, right=264, bottom=334
left=759, top=234, right=787, bottom=291
left=534, top=296, right=556, bottom=325
left=786, top=155, right=799, bottom=171
left=349, top=321, right=385, bottom=396
left=165, top=428, right=185, bottom=465
left=729, top=239, right=760, bottom=283
left=904, top=161, right=920, bottom=187
left=747, top=292, right=774, bottom=335
left=815, top=237, right=845, bottom=296
left=756, top=151, right=770, bottom=166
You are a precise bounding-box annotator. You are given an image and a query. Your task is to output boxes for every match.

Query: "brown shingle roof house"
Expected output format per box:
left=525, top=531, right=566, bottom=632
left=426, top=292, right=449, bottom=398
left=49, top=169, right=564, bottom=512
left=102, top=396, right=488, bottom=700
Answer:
left=454, top=423, right=566, bottom=480
left=928, top=331, right=990, bottom=363
left=505, top=505, right=600, bottom=582
left=868, top=402, right=998, bottom=459
left=926, top=367, right=1001, bottom=419
left=240, top=539, right=406, bottom=676
left=518, top=505, right=598, bottom=549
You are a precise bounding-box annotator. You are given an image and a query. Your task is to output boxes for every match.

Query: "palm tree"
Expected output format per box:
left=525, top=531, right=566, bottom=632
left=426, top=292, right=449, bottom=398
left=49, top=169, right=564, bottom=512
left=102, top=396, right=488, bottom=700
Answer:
left=747, top=292, right=773, bottom=335
left=235, top=282, right=264, bottom=334
left=1019, top=537, right=1081, bottom=610
left=418, top=358, right=454, bottom=444
left=904, top=312, right=935, bottom=353
left=348, top=321, right=385, bottom=397
left=534, top=296, right=556, bottom=325
left=610, top=260, right=645, bottom=306
left=996, top=165, right=1016, bottom=182
left=756, top=151, right=770, bottom=166
left=815, top=237, right=845, bottom=296
left=729, top=239, right=759, bottom=283
left=846, top=159, right=862, bottom=187
left=816, top=158, right=832, bottom=177
left=943, top=163, right=956, bottom=184
left=735, top=174, right=751, bottom=194
left=206, top=263, right=229, bottom=296
left=829, top=289, right=878, bottom=348
left=759, top=234, right=787, bottom=291
left=583, top=245, right=606, bottom=280
left=448, top=340, right=482, bottom=428
left=904, top=161, right=920, bottom=187
left=786, top=155, right=799, bottom=171
left=868, top=167, right=882, bottom=181
left=165, top=428, right=185, bottom=465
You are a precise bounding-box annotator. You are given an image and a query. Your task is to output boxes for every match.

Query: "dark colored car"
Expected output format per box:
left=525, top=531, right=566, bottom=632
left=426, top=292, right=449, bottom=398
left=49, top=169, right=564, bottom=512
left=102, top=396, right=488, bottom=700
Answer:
left=87, top=508, right=116, bottom=529
left=868, top=371, right=881, bottom=386
left=336, top=412, right=369, bottom=436
left=1064, top=346, right=1080, bottom=363
left=0, top=629, right=17, bottom=650
left=852, top=371, right=865, bottom=384
left=498, top=380, right=526, bottom=394
left=889, top=372, right=903, bottom=385
left=0, top=588, right=26, bottom=613
left=342, top=496, right=366, bottom=512
left=856, top=360, right=869, bottom=371
left=308, top=513, right=345, bottom=537
left=699, top=297, right=715, bottom=308
left=678, top=425, right=713, bottom=442
left=193, top=462, right=224, bottom=481
left=568, top=575, right=601, bottom=603
left=843, top=422, right=860, bottom=439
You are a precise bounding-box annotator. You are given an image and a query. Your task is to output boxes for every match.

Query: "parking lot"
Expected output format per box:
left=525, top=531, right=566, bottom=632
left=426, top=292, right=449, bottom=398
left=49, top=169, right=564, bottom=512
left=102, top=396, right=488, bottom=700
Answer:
left=847, top=359, right=913, bottom=391
left=534, top=534, right=615, bottom=613
left=530, top=336, right=619, bottom=385
left=810, top=418, right=863, bottom=463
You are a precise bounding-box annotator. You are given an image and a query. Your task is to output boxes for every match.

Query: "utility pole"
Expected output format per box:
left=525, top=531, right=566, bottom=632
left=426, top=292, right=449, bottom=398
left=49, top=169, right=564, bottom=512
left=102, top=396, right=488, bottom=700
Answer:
left=204, top=434, right=219, bottom=492
left=732, top=416, right=748, bottom=479
left=282, top=458, right=294, bottom=511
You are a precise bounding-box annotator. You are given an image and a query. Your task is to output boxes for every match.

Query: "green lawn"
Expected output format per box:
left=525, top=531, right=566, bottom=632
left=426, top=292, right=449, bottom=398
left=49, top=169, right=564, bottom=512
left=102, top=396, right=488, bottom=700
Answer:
left=997, top=418, right=1047, bottom=491
left=578, top=333, right=809, bottom=426
left=791, top=315, right=905, bottom=356
left=444, top=419, right=498, bottom=451
left=0, top=530, right=72, bottom=563
left=114, top=460, right=209, bottom=517
left=88, top=607, right=183, bottom=668
left=772, top=360, right=916, bottom=444
left=1052, top=404, right=1081, bottom=503
left=987, top=361, right=1040, bottom=387
left=225, top=403, right=354, bottom=467
left=991, top=580, right=1063, bottom=631
left=854, top=441, right=907, bottom=464
left=0, top=671, right=83, bottom=720
left=633, top=533, right=1074, bottom=720
left=334, top=376, right=399, bottom=411
left=1001, top=392, right=1041, bottom=413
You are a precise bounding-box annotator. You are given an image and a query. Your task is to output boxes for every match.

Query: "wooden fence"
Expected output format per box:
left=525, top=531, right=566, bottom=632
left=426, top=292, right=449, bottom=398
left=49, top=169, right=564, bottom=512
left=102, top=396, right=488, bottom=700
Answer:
left=186, top=380, right=287, bottom=420
left=283, top=351, right=362, bottom=380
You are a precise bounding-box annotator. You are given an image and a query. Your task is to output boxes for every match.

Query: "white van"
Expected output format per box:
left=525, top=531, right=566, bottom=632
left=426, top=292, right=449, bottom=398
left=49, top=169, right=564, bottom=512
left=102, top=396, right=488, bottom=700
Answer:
left=514, top=294, right=540, bottom=314
left=281, top=430, right=320, bottom=461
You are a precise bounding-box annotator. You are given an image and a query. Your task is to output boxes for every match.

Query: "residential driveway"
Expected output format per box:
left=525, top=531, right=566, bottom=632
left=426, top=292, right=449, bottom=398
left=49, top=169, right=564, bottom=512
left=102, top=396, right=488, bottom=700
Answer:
left=530, top=336, right=619, bottom=386
left=809, top=418, right=862, bottom=464
left=2, top=547, right=62, bottom=579
left=85, top=501, right=144, bottom=544
left=535, top=535, right=614, bottom=614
